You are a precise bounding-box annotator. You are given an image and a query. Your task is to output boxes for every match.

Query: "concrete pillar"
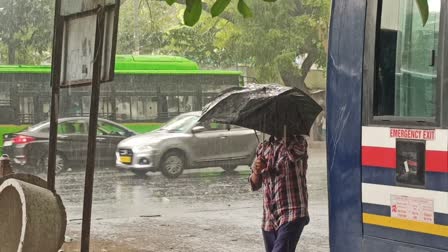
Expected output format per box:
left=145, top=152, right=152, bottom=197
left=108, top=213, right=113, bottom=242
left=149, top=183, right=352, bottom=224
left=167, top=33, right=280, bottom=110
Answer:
left=0, top=154, right=13, bottom=177
left=0, top=178, right=66, bottom=252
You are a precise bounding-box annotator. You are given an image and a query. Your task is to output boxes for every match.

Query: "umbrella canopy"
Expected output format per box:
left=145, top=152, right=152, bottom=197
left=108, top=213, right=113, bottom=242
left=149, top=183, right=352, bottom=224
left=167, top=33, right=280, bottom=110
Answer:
left=199, top=84, right=322, bottom=137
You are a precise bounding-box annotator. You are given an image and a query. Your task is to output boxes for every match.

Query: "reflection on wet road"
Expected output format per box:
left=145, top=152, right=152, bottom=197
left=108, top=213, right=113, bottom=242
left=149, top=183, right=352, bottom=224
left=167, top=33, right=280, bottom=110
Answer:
left=59, top=169, right=258, bottom=219
left=58, top=147, right=329, bottom=252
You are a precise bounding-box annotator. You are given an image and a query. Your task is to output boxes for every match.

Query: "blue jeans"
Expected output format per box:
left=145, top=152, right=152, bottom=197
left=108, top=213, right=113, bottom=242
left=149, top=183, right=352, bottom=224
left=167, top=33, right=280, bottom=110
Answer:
left=262, top=217, right=309, bottom=252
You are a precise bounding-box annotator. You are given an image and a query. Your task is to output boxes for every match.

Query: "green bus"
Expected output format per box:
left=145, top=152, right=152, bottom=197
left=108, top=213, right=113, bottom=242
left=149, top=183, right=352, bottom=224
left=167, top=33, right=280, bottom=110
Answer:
left=0, top=55, right=242, bottom=124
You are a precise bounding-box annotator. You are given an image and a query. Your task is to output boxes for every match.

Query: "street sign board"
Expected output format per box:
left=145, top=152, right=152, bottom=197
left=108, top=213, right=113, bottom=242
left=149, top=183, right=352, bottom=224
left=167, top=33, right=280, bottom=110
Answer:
left=61, top=0, right=115, bottom=16
left=48, top=1, right=121, bottom=251
left=58, top=1, right=119, bottom=87
left=61, top=14, right=97, bottom=86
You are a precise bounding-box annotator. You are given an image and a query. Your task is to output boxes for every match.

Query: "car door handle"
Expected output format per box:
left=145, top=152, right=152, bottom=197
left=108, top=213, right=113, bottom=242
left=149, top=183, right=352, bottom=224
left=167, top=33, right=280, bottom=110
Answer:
left=96, top=137, right=106, bottom=142
left=219, top=136, right=227, bottom=139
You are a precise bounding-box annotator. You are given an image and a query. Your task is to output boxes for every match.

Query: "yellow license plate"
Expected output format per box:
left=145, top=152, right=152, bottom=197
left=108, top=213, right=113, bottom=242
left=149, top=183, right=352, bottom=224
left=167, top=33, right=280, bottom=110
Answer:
left=120, top=156, right=132, bottom=163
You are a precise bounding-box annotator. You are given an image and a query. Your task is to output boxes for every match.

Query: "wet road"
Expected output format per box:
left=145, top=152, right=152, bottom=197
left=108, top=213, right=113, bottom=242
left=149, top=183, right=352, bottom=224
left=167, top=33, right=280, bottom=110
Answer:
left=58, top=147, right=328, bottom=252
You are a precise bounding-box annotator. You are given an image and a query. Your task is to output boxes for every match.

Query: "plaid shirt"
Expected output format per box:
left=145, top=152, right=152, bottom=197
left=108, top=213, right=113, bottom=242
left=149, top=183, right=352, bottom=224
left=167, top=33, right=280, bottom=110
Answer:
left=250, top=136, right=309, bottom=231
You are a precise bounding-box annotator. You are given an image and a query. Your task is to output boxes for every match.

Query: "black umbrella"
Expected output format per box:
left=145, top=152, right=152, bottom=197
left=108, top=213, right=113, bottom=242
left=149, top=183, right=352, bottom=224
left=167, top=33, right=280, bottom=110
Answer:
left=199, top=84, right=322, bottom=138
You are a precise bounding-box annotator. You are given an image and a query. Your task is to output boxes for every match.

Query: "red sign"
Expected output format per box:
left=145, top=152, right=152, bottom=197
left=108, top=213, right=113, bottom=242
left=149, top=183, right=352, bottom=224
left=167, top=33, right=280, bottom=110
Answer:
left=390, top=128, right=435, bottom=140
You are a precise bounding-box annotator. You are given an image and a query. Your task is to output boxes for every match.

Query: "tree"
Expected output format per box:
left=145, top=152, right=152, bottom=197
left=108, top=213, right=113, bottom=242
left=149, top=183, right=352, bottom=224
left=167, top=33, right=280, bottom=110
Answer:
left=0, top=0, right=53, bottom=64
left=161, top=15, right=235, bottom=67
left=117, top=0, right=178, bottom=55
left=165, top=0, right=254, bottom=26
left=156, top=0, right=329, bottom=92
left=165, top=0, right=429, bottom=30
left=211, top=0, right=330, bottom=94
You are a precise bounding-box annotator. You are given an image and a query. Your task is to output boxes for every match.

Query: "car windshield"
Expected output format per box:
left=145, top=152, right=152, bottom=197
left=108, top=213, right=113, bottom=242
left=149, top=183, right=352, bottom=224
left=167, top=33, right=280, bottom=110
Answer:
left=27, top=120, right=50, bottom=132
left=160, top=114, right=199, bottom=132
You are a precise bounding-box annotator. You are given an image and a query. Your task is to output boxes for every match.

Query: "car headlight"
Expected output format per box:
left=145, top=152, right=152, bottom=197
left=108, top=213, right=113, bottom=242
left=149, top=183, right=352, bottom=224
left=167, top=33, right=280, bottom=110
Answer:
left=133, top=145, right=155, bottom=153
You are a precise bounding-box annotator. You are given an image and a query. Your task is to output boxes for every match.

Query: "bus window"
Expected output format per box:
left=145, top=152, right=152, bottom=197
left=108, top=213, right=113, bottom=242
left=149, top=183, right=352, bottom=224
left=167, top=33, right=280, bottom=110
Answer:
left=373, top=0, right=441, bottom=119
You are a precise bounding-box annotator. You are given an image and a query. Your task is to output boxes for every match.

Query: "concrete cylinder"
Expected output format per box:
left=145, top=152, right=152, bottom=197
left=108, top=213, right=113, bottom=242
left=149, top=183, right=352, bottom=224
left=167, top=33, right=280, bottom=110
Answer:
left=0, top=178, right=66, bottom=252
left=0, top=154, right=14, bottom=177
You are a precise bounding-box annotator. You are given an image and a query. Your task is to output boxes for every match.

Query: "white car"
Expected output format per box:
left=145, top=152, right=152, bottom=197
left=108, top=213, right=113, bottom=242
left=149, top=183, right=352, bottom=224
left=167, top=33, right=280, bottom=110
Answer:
left=116, top=111, right=258, bottom=178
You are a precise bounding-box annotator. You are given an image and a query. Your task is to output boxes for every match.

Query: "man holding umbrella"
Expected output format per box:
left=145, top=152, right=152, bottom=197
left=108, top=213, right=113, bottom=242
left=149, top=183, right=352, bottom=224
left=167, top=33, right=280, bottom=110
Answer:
left=199, top=84, right=321, bottom=252
left=250, top=134, right=310, bottom=252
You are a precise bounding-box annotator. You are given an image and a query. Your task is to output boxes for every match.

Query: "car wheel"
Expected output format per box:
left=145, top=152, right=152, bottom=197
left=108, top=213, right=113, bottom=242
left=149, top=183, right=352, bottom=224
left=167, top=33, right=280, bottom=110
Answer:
left=160, top=150, right=185, bottom=178
left=39, top=153, right=66, bottom=174
left=222, top=165, right=238, bottom=172
left=131, top=169, right=149, bottom=177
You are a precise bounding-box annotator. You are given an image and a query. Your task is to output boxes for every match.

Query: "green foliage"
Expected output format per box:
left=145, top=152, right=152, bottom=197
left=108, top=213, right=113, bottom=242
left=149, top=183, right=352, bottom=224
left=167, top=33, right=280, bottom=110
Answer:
left=184, top=0, right=202, bottom=26
left=211, top=0, right=231, bottom=17
left=161, top=16, right=235, bottom=67
left=218, top=0, right=330, bottom=88
left=165, top=0, right=177, bottom=5
left=237, top=0, right=252, bottom=18
left=185, top=0, right=429, bottom=29
left=0, top=0, right=332, bottom=93
left=0, top=0, right=53, bottom=64
left=116, top=0, right=177, bottom=55
left=123, top=0, right=330, bottom=91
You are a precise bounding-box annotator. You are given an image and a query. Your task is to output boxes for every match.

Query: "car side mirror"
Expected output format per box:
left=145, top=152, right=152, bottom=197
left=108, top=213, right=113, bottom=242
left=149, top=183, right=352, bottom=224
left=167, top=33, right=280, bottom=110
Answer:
left=192, top=126, right=206, bottom=134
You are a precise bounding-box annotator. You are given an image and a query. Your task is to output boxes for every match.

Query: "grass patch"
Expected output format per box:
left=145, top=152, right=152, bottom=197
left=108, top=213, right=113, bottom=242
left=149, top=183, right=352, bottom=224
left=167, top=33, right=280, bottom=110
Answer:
left=0, top=125, right=30, bottom=154
left=0, top=125, right=30, bottom=133
left=0, top=125, right=30, bottom=140
left=122, top=123, right=163, bottom=134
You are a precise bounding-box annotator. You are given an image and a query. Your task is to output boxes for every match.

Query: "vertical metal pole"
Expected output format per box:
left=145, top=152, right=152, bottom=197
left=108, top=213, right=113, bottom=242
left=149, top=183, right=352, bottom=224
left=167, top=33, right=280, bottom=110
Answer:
left=80, top=7, right=106, bottom=252
left=48, top=0, right=63, bottom=192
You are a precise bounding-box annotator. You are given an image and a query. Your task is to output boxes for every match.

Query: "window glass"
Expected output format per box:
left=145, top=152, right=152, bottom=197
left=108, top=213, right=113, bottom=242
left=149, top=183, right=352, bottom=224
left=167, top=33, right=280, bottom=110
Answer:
left=179, top=96, right=193, bottom=113
left=115, top=96, right=131, bottom=121
left=99, top=97, right=113, bottom=119
left=130, top=96, right=158, bottom=120
left=97, top=121, right=127, bottom=136
left=200, top=121, right=228, bottom=131
left=58, top=121, right=87, bottom=134
left=374, top=0, right=440, bottom=118
left=160, top=114, right=199, bottom=132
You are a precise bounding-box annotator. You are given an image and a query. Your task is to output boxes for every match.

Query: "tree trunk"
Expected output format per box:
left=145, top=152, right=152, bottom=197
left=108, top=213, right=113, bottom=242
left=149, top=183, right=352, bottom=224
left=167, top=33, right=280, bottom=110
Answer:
left=280, top=69, right=308, bottom=93
left=278, top=50, right=318, bottom=94
left=8, top=42, right=16, bottom=65
left=277, top=51, right=326, bottom=142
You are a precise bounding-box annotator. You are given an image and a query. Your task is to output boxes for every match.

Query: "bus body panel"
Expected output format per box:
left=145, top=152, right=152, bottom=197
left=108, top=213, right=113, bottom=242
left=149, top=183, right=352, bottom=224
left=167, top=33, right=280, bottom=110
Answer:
left=326, top=0, right=366, bottom=251
left=328, top=0, right=448, bottom=251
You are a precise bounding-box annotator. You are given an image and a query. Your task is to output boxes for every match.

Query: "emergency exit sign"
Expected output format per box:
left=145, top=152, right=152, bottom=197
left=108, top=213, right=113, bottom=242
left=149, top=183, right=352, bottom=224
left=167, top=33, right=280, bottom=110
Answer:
left=390, top=128, right=435, bottom=141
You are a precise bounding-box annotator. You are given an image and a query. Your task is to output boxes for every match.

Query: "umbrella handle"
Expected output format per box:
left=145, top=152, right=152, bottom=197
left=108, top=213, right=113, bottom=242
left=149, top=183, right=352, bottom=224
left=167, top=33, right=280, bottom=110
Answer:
left=254, top=130, right=260, bottom=143
left=283, top=125, right=287, bottom=144
left=263, top=113, right=266, bottom=142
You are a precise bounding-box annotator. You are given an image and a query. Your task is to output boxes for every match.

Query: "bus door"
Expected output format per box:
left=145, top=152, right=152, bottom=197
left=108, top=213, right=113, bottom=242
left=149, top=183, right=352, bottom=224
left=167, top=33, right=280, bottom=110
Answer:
left=362, top=0, right=447, bottom=250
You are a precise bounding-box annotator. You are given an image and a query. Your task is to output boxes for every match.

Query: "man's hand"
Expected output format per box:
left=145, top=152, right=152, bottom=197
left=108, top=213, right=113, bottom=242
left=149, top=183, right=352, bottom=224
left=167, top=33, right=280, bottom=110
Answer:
left=253, top=158, right=266, bottom=175
left=249, top=158, right=265, bottom=191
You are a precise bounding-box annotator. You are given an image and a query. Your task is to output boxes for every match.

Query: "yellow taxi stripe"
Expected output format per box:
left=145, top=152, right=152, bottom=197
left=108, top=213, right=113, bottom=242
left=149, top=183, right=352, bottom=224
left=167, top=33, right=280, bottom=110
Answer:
left=363, top=213, right=448, bottom=238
